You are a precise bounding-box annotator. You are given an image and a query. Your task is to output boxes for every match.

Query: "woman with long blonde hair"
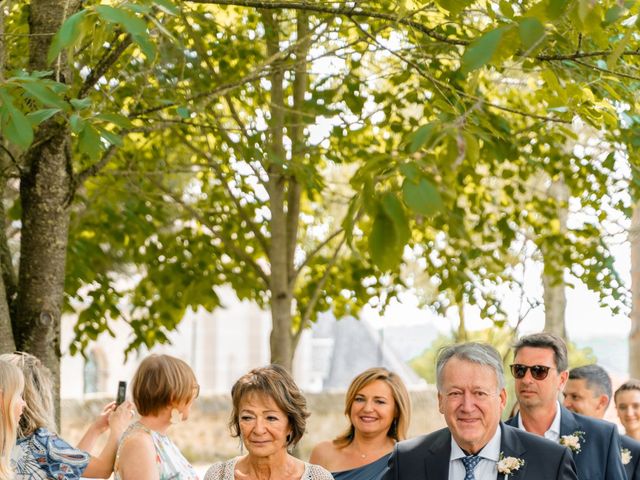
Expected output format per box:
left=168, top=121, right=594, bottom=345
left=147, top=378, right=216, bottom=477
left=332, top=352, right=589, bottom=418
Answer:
left=310, top=368, right=411, bottom=480
left=0, top=359, right=26, bottom=479
left=1, top=352, right=134, bottom=480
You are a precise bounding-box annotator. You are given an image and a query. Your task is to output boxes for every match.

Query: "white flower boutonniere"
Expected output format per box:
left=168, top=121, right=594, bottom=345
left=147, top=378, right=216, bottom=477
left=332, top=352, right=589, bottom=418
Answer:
left=559, top=431, right=585, bottom=454
left=621, top=447, right=632, bottom=465
left=497, top=453, right=525, bottom=479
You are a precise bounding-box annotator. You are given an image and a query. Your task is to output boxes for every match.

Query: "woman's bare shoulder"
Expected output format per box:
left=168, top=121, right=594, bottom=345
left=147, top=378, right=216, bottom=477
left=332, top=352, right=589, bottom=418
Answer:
left=309, top=440, right=342, bottom=469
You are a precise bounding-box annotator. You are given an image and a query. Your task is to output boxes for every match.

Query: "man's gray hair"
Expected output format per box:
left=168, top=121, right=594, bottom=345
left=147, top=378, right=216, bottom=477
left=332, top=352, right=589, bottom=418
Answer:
left=569, top=364, right=612, bottom=408
left=436, top=342, right=505, bottom=392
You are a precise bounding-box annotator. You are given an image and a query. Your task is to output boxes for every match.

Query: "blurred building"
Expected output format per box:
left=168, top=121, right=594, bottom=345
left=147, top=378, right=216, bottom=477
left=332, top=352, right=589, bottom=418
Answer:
left=61, top=288, right=428, bottom=399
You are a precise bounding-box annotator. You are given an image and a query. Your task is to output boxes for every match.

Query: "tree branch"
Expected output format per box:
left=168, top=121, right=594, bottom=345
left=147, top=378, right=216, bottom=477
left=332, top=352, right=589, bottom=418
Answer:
left=570, top=58, right=640, bottom=82
left=185, top=0, right=640, bottom=62
left=77, top=34, right=133, bottom=98
left=350, top=17, right=571, bottom=125
left=152, top=179, right=270, bottom=285
left=175, top=131, right=271, bottom=254
left=292, top=227, right=344, bottom=285
left=286, top=10, right=309, bottom=285
left=293, top=233, right=346, bottom=348
left=74, top=144, right=119, bottom=186
left=184, top=0, right=466, bottom=46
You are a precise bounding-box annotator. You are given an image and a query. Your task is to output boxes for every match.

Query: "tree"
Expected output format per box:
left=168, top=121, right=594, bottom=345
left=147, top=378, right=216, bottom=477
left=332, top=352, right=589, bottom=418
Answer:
left=2, top=0, right=638, bottom=392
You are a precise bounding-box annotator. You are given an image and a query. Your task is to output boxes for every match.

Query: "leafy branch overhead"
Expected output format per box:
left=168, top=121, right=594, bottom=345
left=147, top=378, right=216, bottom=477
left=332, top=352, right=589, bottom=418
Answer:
left=1, top=0, right=637, bottom=362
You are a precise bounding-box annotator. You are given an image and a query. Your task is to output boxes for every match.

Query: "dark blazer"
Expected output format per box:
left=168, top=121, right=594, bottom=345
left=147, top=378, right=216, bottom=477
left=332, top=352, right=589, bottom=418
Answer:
left=506, top=405, right=626, bottom=480
left=622, top=435, right=640, bottom=480
left=382, top=422, right=577, bottom=480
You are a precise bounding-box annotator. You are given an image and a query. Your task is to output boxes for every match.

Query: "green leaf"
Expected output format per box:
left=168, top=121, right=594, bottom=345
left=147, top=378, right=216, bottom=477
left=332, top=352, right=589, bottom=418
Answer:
left=70, top=113, right=86, bottom=133
left=460, top=27, right=505, bottom=74
left=48, top=10, right=88, bottom=64
left=78, top=124, right=103, bottom=160
left=132, top=33, right=157, bottom=61
left=381, top=193, right=410, bottom=246
left=70, top=97, right=92, bottom=110
left=21, top=81, right=68, bottom=110
left=27, top=108, right=61, bottom=126
left=98, top=128, right=124, bottom=147
left=499, top=0, right=514, bottom=18
left=409, top=123, right=435, bottom=153
left=153, top=0, right=179, bottom=15
left=399, top=162, right=420, bottom=182
left=176, top=106, right=190, bottom=119
left=547, top=0, right=570, bottom=19
left=369, top=211, right=400, bottom=271
left=95, top=6, right=147, bottom=36
left=434, top=0, right=467, bottom=15
left=95, top=113, right=134, bottom=129
left=403, top=178, right=444, bottom=216
left=519, top=18, right=545, bottom=50
left=604, top=6, right=625, bottom=24
left=4, top=105, right=34, bottom=149
left=607, top=28, right=632, bottom=69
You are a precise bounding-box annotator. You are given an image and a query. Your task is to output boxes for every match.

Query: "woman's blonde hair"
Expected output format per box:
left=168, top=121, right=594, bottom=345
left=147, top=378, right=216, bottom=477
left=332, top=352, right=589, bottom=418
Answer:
left=0, top=359, right=25, bottom=479
left=132, top=354, right=197, bottom=416
left=0, top=352, right=55, bottom=437
left=333, top=367, right=411, bottom=448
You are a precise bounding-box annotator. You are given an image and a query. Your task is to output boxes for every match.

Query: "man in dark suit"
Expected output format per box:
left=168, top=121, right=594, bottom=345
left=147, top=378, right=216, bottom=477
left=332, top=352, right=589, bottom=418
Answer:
left=564, top=364, right=640, bottom=480
left=383, top=342, right=577, bottom=480
left=506, top=333, right=626, bottom=480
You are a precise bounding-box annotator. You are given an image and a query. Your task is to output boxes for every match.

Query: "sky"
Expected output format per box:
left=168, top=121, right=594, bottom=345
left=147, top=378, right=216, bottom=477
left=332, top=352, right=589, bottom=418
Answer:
left=364, top=240, right=632, bottom=336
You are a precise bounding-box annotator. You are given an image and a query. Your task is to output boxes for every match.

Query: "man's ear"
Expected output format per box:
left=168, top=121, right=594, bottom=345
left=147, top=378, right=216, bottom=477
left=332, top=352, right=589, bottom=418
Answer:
left=558, top=370, right=569, bottom=392
left=438, top=392, right=444, bottom=414
left=597, top=395, right=610, bottom=414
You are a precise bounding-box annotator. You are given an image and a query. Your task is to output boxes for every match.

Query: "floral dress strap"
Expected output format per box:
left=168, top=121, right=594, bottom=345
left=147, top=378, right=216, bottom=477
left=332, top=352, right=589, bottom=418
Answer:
left=115, top=422, right=199, bottom=480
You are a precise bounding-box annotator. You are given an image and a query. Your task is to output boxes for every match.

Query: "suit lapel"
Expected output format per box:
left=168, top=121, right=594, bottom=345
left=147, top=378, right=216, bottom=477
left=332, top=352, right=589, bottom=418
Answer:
left=425, top=429, right=452, bottom=480
left=499, top=423, right=527, bottom=480
left=559, top=405, right=580, bottom=437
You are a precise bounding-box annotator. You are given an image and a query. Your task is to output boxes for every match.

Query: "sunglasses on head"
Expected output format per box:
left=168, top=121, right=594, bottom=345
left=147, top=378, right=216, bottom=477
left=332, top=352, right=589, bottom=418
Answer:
left=510, top=364, right=554, bottom=380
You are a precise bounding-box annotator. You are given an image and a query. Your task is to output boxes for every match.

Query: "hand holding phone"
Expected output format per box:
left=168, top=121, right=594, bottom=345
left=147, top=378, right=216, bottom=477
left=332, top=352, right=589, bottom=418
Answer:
left=116, top=381, right=127, bottom=406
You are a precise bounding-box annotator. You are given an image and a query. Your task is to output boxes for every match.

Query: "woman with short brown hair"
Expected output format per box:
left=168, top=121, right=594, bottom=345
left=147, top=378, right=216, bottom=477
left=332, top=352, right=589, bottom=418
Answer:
left=114, top=354, right=200, bottom=480
left=205, top=364, right=332, bottom=480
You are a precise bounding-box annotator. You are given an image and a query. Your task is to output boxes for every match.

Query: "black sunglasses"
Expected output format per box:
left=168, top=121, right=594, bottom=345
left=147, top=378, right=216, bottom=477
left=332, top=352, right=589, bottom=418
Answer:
left=510, top=364, right=554, bottom=380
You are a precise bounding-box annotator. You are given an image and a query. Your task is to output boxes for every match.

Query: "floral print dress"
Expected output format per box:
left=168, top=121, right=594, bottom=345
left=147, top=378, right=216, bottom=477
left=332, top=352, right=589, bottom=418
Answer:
left=12, top=427, right=90, bottom=480
left=114, top=422, right=199, bottom=480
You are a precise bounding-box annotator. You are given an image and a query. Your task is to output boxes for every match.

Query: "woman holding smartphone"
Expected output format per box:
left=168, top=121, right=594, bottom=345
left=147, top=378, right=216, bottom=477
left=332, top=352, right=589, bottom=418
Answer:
left=1, top=352, right=134, bottom=480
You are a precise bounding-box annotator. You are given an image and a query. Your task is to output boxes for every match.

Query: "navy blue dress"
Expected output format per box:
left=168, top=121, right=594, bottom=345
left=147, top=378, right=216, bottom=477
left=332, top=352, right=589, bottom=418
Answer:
left=332, top=453, right=391, bottom=480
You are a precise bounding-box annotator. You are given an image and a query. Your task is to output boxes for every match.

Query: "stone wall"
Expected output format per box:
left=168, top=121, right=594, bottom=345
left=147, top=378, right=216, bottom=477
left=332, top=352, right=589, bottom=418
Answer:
left=61, top=387, right=445, bottom=463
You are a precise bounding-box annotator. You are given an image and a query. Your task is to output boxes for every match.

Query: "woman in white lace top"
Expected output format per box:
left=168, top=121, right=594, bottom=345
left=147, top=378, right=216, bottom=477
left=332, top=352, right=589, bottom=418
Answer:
left=204, top=365, right=332, bottom=480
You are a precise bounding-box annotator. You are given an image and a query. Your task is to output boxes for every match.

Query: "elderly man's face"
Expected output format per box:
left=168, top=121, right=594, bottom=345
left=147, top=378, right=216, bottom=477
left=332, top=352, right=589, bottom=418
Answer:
left=438, top=357, right=506, bottom=454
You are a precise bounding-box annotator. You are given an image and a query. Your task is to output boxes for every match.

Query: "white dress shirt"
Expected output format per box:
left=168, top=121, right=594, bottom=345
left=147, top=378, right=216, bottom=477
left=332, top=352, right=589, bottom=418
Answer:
left=448, top=426, right=501, bottom=480
left=517, top=400, right=562, bottom=442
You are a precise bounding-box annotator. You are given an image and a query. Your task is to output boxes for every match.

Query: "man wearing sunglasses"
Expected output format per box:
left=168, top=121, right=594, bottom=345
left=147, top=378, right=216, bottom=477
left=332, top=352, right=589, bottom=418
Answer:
left=564, top=364, right=640, bottom=480
left=383, top=342, right=577, bottom=480
left=506, top=332, right=626, bottom=480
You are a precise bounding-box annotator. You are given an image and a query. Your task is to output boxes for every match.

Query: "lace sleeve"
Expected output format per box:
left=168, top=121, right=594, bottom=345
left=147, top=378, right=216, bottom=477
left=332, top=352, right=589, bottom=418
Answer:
left=204, top=459, right=237, bottom=480
left=305, top=463, right=335, bottom=480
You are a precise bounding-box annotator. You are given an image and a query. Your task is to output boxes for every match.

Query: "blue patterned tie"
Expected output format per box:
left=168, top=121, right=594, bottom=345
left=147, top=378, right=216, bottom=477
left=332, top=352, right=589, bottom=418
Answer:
left=461, top=455, right=481, bottom=480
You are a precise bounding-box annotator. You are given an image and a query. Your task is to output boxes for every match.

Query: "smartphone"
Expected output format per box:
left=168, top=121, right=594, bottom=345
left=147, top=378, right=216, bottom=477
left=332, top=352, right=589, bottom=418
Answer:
left=116, top=381, right=127, bottom=406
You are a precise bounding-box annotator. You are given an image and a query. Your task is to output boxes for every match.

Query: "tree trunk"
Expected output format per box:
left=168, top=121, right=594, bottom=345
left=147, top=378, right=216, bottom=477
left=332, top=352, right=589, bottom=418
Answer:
left=542, top=178, right=568, bottom=339
left=455, top=301, right=467, bottom=342
left=0, top=0, right=15, bottom=351
left=630, top=201, right=640, bottom=377
left=13, top=0, right=78, bottom=424
left=263, top=10, right=294, bottom=370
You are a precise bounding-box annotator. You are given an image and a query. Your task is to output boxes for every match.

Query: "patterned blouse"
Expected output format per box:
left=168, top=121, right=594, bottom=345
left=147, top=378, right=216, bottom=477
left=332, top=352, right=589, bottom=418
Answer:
left=12, top=427, right=90, bottom=480
left=114, top=422, right=199, bottom=480
left=204, top=457, right=333, bottom=480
